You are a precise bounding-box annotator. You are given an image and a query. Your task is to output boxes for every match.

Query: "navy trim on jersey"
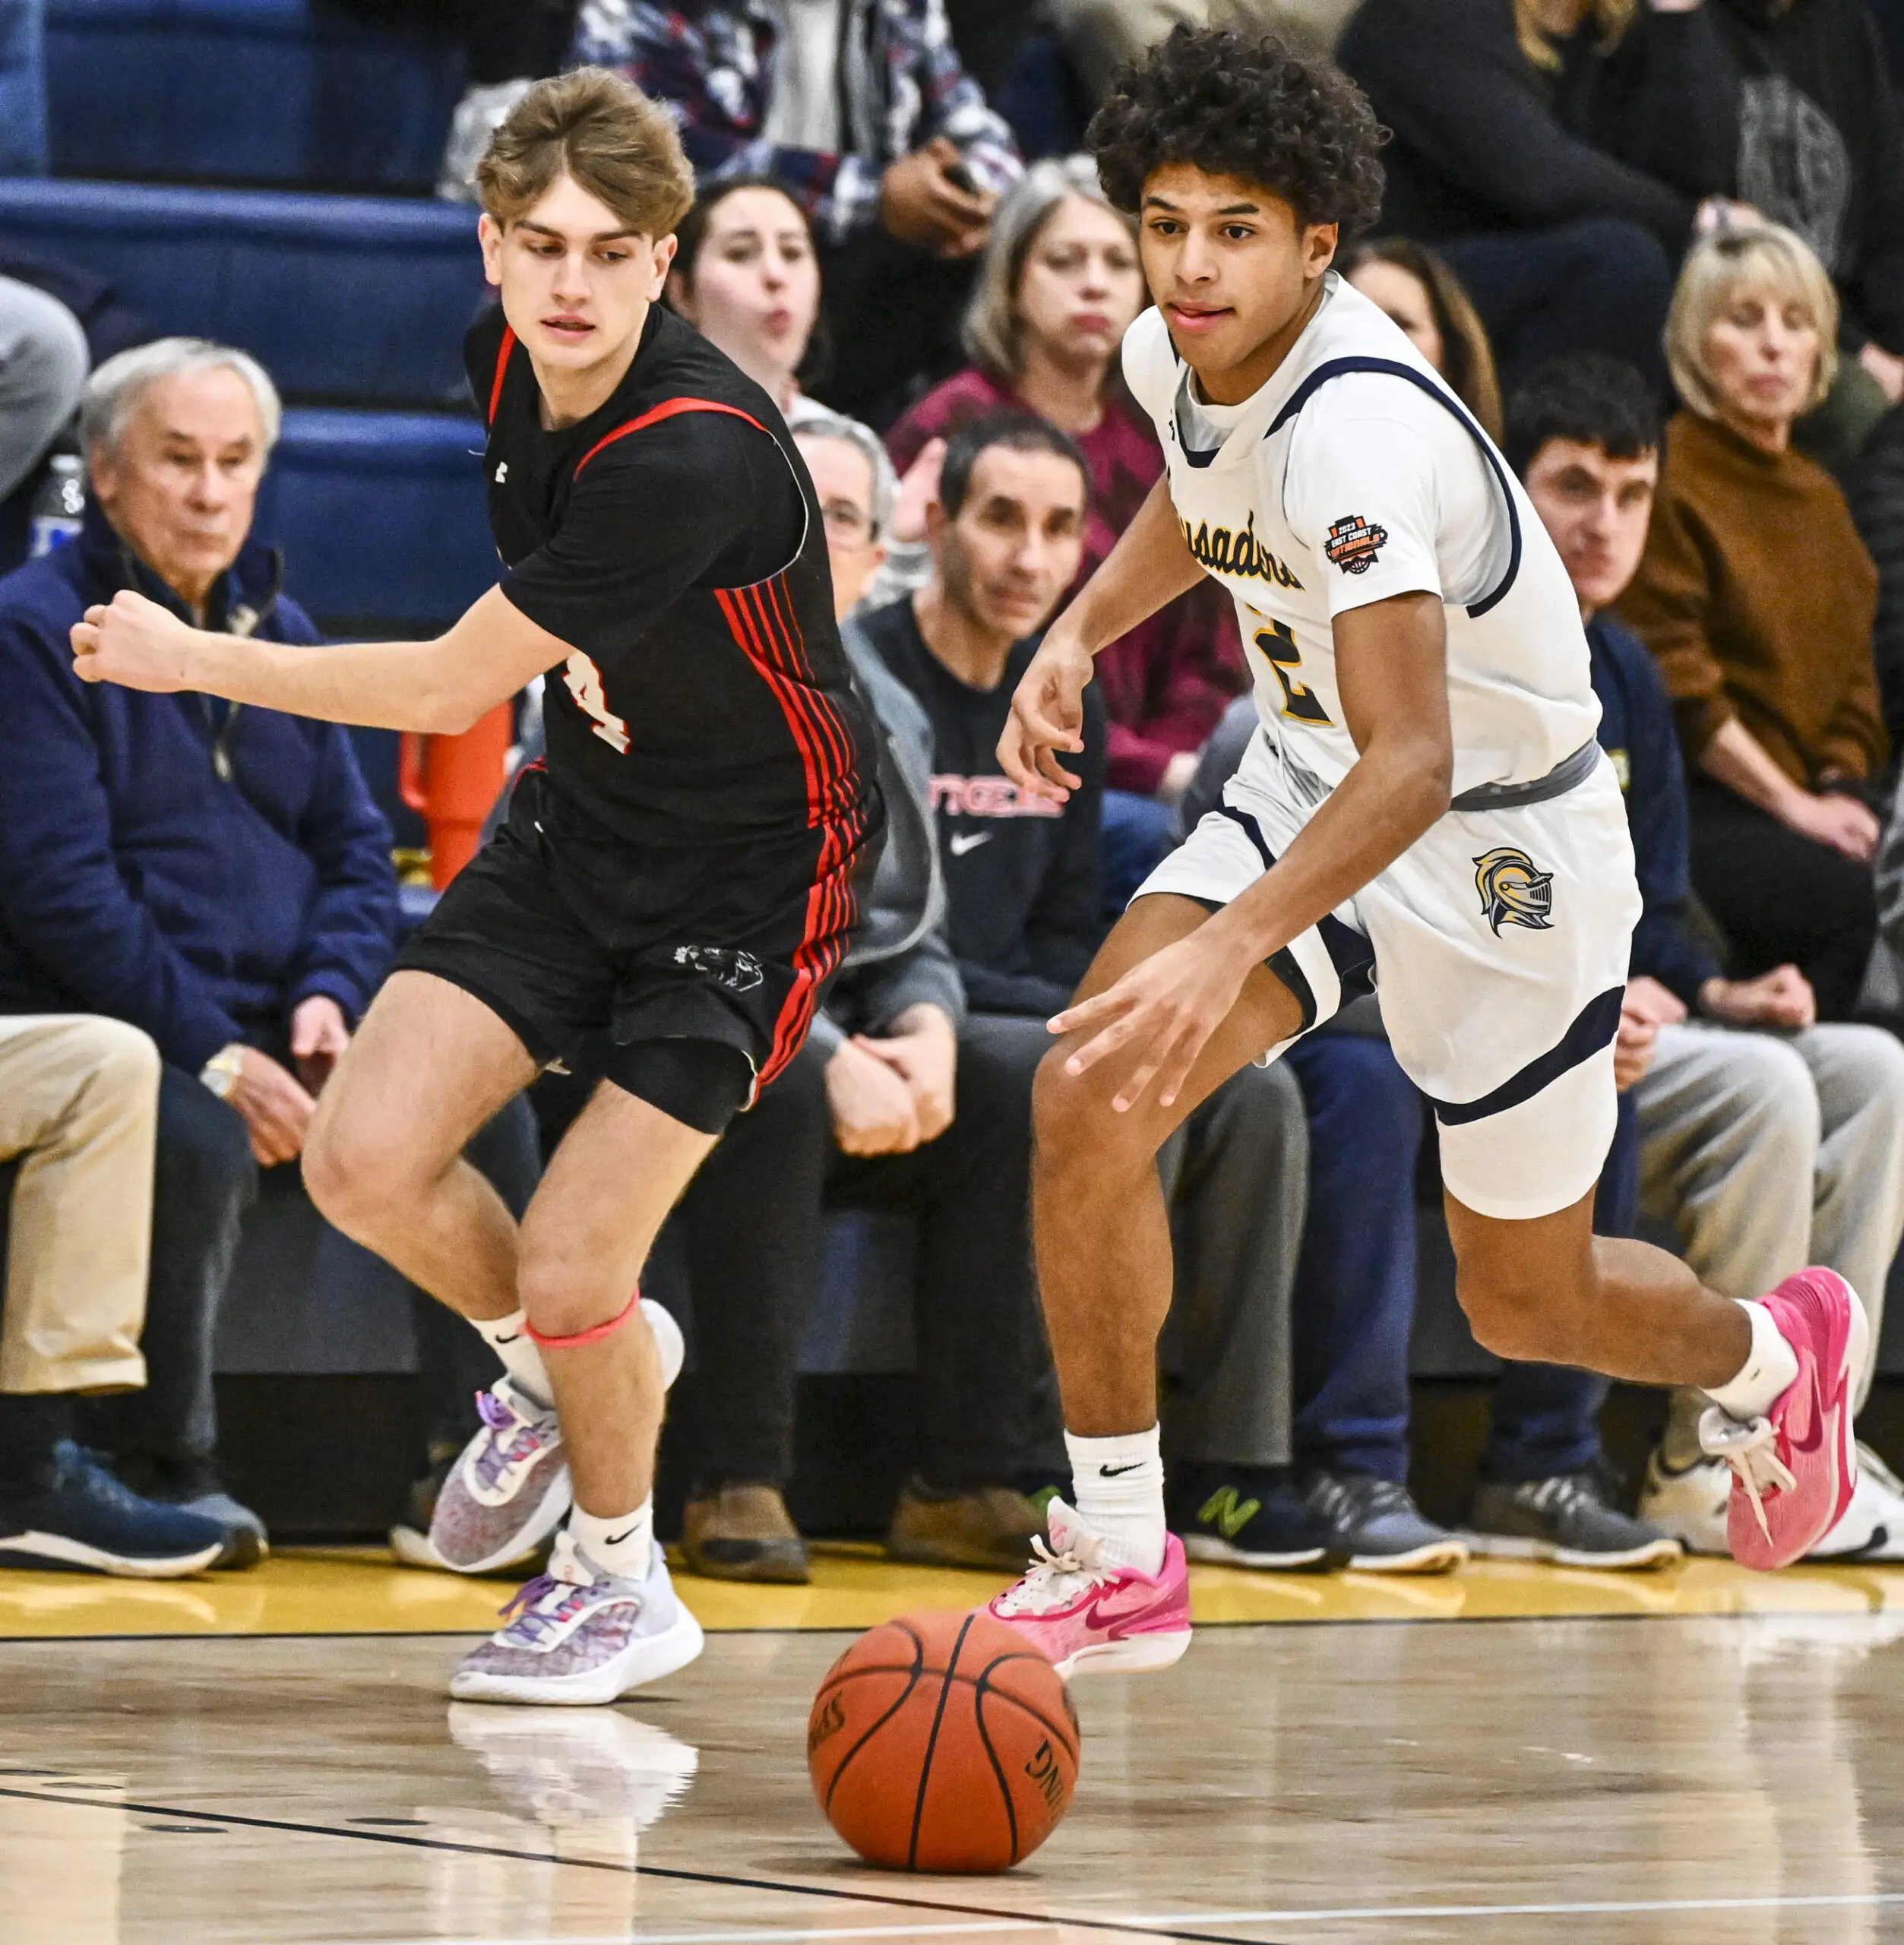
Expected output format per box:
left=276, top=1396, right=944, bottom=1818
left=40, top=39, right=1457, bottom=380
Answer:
left=1425, top=985, right=1623, bottom=1127
left=1263, top=356, right=1523, bottom=618
left=1215, top=804, right=1377, bottom=1018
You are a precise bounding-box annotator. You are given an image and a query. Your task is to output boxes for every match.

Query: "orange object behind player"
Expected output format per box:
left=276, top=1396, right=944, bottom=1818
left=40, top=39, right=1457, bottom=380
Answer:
left=807, top=1609, right=1079, bottom=1872
left=399, top=701, right=513, bottom=888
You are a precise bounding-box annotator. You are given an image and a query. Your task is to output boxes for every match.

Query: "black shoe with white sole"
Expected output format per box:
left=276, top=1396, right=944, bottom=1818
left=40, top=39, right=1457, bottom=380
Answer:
left=1466, top=1472, right=1681, bottom=1570
left=1171, top=1464, right=1348, bottom=1570
left=0, top=1443, right=227, bottom=1577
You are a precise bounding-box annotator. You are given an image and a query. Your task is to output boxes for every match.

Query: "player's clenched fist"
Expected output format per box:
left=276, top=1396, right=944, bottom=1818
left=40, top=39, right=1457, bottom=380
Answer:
left=997, top=630, right=1093, bottom=802
left=71, top=588, right=198, bottom=691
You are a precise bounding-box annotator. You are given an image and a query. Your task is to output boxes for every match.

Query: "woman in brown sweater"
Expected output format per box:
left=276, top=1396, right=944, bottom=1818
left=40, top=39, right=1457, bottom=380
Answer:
left=1622, top=224, right=1887, bottom=1018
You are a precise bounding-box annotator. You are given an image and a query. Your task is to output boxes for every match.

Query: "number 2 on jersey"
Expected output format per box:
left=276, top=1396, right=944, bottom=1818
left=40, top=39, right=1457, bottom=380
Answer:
left=1253, top=620, right=1333, bottom=726
left=563, top=652, right=630, bottom=754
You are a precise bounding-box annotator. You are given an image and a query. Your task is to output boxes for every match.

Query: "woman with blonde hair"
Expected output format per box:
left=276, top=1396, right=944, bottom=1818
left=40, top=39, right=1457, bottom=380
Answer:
left=1337, top=0, right=1738, bottom=389
left=1621, top=223, right=1887, bottom=1020
left=884, top=157, right=1245, bottom=889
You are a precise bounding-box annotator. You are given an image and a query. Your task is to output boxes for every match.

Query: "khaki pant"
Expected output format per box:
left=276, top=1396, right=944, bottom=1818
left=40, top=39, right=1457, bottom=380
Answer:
left=0, top=1015, right=158, bottom=1394
left=1049, top=0, right=1362, bottom=105
left=1638, top=1020, right=1904, bottom=1460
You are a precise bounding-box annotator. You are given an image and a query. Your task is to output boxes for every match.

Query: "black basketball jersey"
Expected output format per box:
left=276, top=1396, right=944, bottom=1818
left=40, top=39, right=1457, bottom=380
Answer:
left=467, top=302, right=874, bottom=856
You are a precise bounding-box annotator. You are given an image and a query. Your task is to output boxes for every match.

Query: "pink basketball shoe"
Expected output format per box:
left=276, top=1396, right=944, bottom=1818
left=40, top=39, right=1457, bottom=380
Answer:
left=1700, top=1269, right=1868, bottom=1572
left=982, top=1499, right=1191, bottom=1679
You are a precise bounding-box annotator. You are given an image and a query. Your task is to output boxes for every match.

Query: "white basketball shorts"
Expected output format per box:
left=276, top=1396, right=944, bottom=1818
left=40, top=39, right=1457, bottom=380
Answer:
left=1137, top=732, right=1640, bottom=1220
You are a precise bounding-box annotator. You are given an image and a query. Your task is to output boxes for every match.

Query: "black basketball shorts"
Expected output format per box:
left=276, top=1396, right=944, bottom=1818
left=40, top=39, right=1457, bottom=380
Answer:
left=398, top=767, right=876, bottom=1134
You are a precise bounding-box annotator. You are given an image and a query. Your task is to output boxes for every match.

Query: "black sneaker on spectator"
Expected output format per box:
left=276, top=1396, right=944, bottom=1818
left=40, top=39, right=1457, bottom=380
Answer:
left=886, top=1478, right=1046, bottom=1572
left=121, top=1453, right=268, bottom=1570
left=1465, top=1472, right=1682, bottom=1570
left=0, top=1443, right=226, bottom=1577
left=679, top=1483, right=811, bottom=1584
left=1300, top=1468, right=1468, bottom=1573
left=1169, top=1463, right=1348, bottom=1570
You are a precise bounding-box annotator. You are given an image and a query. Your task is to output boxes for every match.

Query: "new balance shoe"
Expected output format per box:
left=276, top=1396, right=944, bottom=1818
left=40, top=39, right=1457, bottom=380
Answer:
left=679, top=1482, right=809, bottom=1583
left=1170, top=1463, right=1346, bottom=1570
left=1465, top=1472, right=1681, bottom=1570
left=887, top=1478, right=1046, bottom=1572
left=1637, top=1447, right=1731, bottom=1554
left=1300, top=1469, right=1468, bottom=1573
left=1700, top=1269, right=1866, bottom=1571
left=449, top=1527, right=705, bottom=1706
left=117, top=1455, right=269, bottom=1570
left=430, top=1298, right=685, bottom=1577
left=1810, top=1444, right=1904, bottom=1562
left=983, top=1498, right=1191, bottom=1679
left=0, top=1443, right=227, bottom=1578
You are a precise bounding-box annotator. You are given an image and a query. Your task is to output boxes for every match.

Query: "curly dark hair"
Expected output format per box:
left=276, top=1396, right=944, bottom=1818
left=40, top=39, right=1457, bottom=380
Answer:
left=1089, top=24, right=1386, bottom=239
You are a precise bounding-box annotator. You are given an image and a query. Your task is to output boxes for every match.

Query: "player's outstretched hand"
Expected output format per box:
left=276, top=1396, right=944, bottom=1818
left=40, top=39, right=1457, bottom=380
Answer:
left=998, top=631, right=1093, bottom=802
left=71, top=589, right=198, bottom=692
left=1048, top=929, right=1252, bottom=1115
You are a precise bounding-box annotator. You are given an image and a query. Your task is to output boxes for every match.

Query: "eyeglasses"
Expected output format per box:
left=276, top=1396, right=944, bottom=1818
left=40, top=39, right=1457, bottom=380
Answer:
left=819, top=500, right=877, bottom=545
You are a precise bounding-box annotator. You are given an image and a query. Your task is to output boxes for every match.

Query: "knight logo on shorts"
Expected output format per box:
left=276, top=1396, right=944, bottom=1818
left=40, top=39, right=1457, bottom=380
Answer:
left=1473, top=847, right=1554, bottom=935
left=672, top=945, right=765, bottom=992
left=1324, top=514, right=1387, bottom=574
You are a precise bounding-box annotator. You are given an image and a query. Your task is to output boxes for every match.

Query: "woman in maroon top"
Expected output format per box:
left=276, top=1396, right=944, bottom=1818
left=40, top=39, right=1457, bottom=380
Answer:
left=884, top=159, right=1245, bottom=840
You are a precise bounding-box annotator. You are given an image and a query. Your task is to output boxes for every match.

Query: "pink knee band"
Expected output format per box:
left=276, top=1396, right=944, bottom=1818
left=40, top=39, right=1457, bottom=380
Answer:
left=525, top=1288, right=641, bottom=1351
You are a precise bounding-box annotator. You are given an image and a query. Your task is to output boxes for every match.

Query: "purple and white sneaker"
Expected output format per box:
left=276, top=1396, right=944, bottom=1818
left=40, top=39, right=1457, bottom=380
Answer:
left=449, top=1529, right=705, bottom=1706
left=428, top=1301, right=686, bottom=1577
left=429, top=1376, right=571, bottom=1575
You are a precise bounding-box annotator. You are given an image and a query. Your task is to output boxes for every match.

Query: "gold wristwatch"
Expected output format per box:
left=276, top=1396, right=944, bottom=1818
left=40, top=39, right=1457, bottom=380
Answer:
left=200, top=1044, right=245, bottom=1100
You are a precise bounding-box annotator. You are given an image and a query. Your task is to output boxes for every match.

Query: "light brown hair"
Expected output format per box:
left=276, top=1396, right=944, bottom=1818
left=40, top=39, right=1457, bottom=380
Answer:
left=476, top=66, right=695, bottom=239
left=1341, top=237, right=1504, bottom=443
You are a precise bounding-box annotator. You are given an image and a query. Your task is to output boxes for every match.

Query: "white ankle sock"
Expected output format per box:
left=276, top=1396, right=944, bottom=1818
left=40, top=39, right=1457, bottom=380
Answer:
left=1705, top=1299, right=1800, bottom=1422
left=472, top=1309, right=552, bottom=1409
left=1067, top=1425, right=1166, bottom=1575
left=568, top=1500, right=654, bottom=1583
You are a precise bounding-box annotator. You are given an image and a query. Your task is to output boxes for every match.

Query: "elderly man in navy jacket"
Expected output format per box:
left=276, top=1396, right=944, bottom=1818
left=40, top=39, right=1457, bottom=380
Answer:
left=0, top=337, right=397, bottom=1562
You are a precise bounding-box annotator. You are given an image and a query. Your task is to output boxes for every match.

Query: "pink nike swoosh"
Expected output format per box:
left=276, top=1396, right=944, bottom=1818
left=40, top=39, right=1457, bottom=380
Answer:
left=1078, top=1581, right=1169, bottom=1636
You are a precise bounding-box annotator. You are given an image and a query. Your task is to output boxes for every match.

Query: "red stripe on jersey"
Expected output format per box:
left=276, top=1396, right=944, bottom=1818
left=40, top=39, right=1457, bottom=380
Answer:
left=739, top=582, right=849, bottom=817
left=715, top=575, right=861, bottom=1083
left=488, top=327, right=517, bottom=426
left=764, top=574, right=856, bottom=811
left=573, top=397, right=771, bottom=477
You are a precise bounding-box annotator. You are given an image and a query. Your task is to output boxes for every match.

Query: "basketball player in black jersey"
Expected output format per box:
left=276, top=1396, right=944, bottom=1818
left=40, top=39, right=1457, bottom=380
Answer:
left=72, top=70, right=879, bottom=1705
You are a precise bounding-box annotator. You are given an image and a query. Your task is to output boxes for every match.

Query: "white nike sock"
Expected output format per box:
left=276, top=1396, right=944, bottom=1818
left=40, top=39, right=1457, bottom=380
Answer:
left=472, top=1309, right=552, bottom=1410
left=568, top=1501, right=654, bottom=1582
left=1705, top=1299, right=1801, bottom=1422
left=1067, top=1425, right=1166, bottom=1576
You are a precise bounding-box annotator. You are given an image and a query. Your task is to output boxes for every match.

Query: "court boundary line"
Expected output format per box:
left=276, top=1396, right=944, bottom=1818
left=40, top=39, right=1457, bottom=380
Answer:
left=0, top=1604, right=1893, bottom=1647
left=0, top=1784, right=1280, bottom=1945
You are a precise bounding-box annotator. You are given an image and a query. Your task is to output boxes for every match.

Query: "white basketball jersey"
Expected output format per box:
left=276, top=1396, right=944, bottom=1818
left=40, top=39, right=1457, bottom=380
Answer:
left=1123, top=274, right=1600, bottom=802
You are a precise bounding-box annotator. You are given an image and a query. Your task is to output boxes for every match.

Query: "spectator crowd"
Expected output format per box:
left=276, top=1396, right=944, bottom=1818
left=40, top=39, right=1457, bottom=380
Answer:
left=6, top=0, right=1904, bottom=1582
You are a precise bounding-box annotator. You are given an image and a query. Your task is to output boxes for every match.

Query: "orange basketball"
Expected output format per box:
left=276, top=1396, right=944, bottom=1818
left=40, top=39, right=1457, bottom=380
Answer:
left=807, top=1609, right=1079, bottom=1872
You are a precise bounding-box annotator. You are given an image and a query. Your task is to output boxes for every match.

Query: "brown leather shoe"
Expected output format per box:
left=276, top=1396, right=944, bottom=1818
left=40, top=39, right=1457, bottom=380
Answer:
left=885, top=1478, right=1045, bottom=1571
left=679, top=1483, right=811, bottom=1584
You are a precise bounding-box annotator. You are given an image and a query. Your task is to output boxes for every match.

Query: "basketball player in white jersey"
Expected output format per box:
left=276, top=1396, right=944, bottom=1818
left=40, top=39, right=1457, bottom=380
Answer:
left=982, top=24, right=1865, bottom=1677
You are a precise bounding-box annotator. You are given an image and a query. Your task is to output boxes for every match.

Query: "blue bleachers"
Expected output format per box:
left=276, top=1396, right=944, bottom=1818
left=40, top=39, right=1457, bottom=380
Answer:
left=46, top=0, right=462, bottom=192
left=0, top=179, right=482, bottom=404
left=261, top=410, right=496, bottom=631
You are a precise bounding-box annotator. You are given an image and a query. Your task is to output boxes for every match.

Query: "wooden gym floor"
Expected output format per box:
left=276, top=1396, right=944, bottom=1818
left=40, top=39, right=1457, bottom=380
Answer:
left=4, top=1548, right=1903, bottom=1943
